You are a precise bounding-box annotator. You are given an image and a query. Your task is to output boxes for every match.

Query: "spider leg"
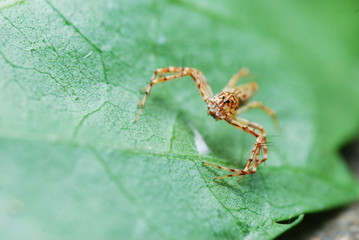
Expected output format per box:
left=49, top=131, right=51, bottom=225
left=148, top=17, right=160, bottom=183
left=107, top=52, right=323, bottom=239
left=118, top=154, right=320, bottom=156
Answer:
left=202, top=117, right=266, bottom=180
left=202, top=162, right=255, bottom=180
left=139, top=73, right=165, bottom=92
left=135, top=67, right=213, bottom=121
left=247, top=137, right=265, bottom=172
left=236, top=101, right=278, bottom=123
left=237, top=142, right=261, bottom=181
left=135, top=72, right=189, bottom=121
left=223, top=68, right=249, bottom=91
left=203, top=162, right=249, bottom=173
left=214, top=172, right=256, bottom=180
left=244, top=139, right=261, bottom=171
left=234, top=117, right=267, bottom=171
left=257, top=135, right=268, bottom=166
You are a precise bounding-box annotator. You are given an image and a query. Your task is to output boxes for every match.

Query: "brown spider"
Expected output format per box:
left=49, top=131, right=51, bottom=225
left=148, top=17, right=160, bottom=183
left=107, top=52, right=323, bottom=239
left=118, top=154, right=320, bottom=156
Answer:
left=135, top=66, right=277, bottom=180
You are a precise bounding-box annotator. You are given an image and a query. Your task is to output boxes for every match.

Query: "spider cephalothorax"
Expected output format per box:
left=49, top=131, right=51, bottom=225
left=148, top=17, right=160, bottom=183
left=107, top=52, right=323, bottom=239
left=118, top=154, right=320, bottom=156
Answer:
left=207, top=92, right=240, bottom=120
left=135, top=66, right=277, bottom=180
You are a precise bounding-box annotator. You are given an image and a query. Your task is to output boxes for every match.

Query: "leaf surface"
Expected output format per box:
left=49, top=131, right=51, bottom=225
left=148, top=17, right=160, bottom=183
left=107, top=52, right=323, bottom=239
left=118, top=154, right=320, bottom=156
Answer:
left=1, top=0, right=359, bottom=239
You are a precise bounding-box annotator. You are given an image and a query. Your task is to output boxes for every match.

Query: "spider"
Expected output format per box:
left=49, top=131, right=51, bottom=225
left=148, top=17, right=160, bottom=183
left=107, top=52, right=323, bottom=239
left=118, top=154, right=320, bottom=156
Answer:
left=135, top=66, right=277, bottom=180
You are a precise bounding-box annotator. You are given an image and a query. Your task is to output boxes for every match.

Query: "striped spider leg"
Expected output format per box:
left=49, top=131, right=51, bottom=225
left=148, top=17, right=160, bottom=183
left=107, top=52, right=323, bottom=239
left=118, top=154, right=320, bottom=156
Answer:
left=135, top=66, right=213, bottom=121
left=135, top=66, right=276, bottom=180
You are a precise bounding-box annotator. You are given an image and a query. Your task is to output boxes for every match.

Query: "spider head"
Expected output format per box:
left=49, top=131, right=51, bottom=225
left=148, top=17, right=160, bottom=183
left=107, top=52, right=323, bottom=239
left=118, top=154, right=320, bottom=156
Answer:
left=206, top=92, right=240, bottom=120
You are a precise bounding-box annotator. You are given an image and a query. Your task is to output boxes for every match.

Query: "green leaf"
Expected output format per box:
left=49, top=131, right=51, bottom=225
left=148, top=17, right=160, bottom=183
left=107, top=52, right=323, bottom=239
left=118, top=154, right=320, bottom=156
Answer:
left=1, top=0, right=358, bottom=239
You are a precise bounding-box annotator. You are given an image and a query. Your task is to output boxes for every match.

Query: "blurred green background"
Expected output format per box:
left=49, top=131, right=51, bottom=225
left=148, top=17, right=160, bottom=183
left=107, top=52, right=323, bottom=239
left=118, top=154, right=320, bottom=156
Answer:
left=0, top=0, right=359, bottom=239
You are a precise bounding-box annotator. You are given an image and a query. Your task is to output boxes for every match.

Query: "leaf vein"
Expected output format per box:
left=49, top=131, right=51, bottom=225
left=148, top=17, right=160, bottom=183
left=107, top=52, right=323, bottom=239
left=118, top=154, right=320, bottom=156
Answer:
left=43, top=0, right=109, bottom=84
left=192, top=160, right=251, bottom=234
left=91, top=149, right=176, bottom=240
